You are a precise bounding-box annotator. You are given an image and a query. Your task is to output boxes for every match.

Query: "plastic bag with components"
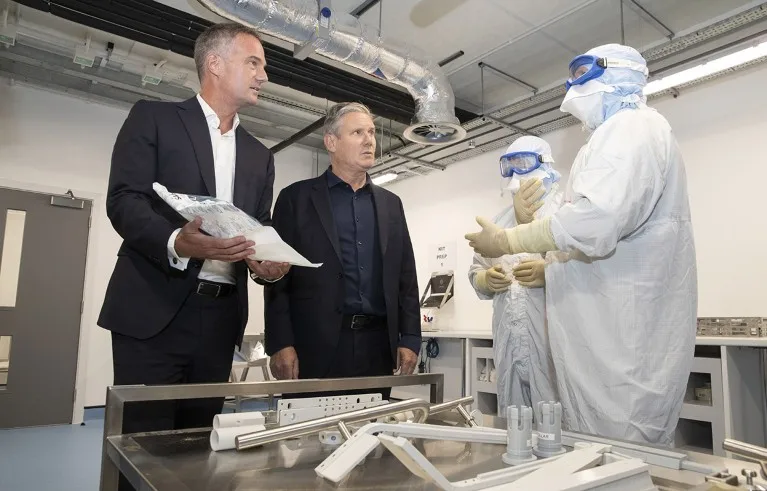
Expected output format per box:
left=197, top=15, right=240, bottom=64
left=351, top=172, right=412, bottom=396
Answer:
left=153, top=182, right=322, bottom=268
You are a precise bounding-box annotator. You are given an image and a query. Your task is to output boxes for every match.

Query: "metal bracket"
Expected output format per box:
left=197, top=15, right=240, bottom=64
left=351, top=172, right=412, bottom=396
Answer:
left=293, top=0, right=332, bottom=60
left=51, top=190, right=85, bottom=209
left=623, top=0, right=675, bottom=40
left=278, top=393, right=382, bottom=411
left=315, top=422, right=507, bottom=483
left=478, top=62, right=537, bottom=94
left=279, top=400, right=387, bottom=425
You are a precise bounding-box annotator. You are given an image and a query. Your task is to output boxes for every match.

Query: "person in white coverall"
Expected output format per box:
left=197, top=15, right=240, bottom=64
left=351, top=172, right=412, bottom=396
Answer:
left=468, top=136, right=562, bottom=415
left=465, top=44, right=697, bottom=446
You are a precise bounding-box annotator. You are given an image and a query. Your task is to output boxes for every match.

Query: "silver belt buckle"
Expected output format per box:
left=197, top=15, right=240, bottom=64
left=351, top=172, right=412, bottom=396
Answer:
left=350, top=315, right=365, bottom=330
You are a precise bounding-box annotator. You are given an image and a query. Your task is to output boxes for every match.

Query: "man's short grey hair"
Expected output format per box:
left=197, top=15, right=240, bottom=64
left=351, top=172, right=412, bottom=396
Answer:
left=323, top=102, right=374, bottom=136
left=194, top=23, right=262, bottom=81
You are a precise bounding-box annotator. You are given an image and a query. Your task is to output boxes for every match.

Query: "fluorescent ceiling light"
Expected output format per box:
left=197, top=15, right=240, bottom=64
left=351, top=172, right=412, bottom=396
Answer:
left=372, top=173, right=398, bottom=185
left=644, top=41, right=767, bottom=96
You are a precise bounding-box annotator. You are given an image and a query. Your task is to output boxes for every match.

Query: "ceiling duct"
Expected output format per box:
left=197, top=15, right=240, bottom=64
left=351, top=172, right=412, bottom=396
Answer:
left=196, top=0, right=467, bottom=146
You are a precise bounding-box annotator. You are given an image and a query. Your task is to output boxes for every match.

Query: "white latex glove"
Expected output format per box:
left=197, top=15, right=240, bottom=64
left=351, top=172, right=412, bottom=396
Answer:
left=475, top=265, right=511, bottom=294
left=513, top=179, right=545, bottom=224
left=467, top=217, right=558, bottom=258
left=513, top=259, right=546, bottom=288
left=465, top=217, right=510, bottom=258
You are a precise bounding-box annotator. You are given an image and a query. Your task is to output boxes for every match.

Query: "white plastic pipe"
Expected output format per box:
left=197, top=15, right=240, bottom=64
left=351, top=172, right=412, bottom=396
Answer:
left=213, top=411, right=265, bottom=429
left=211, top=424, right=266, bottom=451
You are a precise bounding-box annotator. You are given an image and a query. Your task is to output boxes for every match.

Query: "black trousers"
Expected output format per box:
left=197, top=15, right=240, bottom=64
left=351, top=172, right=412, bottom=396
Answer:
left=111, top=289, right=240, bottom=491
left=293, top=319, right=394, bottom=400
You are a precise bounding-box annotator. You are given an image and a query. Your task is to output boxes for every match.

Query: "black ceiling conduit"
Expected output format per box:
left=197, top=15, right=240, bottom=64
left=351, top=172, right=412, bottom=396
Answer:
left=270, top=116, right=326, bottom=153
left=14, top=0, right=478, bottom=126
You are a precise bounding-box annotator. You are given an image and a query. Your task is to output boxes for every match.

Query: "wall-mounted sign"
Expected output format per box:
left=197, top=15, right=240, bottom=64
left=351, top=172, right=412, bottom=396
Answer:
left=429, top=241, right=456, bottom=273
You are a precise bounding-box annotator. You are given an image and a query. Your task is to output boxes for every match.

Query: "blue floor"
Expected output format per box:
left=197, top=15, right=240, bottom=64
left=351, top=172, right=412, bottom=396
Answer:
left=0, top=409, right=105, bottom=491
left=0, top=401, right=270, bottom=491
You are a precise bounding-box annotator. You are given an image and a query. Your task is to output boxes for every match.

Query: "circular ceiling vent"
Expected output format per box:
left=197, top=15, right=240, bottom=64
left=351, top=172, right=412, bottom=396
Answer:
left=403, top=122, right=467, bottom=145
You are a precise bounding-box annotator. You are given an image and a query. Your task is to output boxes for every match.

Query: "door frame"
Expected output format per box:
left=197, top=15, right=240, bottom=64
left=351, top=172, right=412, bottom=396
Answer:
left=0, top=178, right=99, bottom=424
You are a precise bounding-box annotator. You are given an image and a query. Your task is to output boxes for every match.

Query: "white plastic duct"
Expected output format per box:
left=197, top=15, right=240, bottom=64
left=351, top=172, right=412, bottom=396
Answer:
left=196, top=0, right=466, bottom=145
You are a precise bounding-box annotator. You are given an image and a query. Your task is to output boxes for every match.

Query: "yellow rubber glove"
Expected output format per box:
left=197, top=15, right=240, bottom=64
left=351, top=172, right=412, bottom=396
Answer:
left=512, top=259, right=546, bottom=288
left=465, top=217, right=510, bottom=258
left=505, top=216, right=558, bottom=254
left=513, top=179, right=545, bottom=225
left=475, top=265, right=511, bottom=294
left=466, top=216, right=559, bottom=258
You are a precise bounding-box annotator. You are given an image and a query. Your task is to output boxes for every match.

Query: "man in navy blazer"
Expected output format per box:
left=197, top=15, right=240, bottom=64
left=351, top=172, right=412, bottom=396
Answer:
left=264, top=102, right=420, bottom=397
left=98, top=23, right=288, bottom=472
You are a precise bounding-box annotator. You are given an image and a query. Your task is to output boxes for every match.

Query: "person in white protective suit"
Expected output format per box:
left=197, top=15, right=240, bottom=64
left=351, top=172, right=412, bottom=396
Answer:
left=465, top=44, right=697, bottom=446
left=467, top=136, right=562, bottom=415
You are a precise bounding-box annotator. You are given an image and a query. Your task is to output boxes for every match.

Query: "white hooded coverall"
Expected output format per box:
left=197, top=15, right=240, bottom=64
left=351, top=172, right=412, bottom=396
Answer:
left=547, top=106, right=697, bottom=446
left=468, top=138, right=562, bottom=414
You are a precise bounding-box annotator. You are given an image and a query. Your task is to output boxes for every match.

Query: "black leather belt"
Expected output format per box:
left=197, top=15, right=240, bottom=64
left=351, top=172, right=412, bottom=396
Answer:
left=195, top=280, right=235, bottom=298
left=343, top=314, right=386, bottom=331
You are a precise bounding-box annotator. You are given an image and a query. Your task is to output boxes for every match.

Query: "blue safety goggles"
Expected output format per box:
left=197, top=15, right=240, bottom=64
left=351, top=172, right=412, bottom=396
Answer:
left=565, top=54, right=649, bottom=90
left=499, top=151, right=553, bottom=177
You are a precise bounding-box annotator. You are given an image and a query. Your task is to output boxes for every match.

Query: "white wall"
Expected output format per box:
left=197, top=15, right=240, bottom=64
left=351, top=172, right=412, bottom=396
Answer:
left=389, top=62, right=767, bottom=333
left=0, top=79, right=316, bottom=415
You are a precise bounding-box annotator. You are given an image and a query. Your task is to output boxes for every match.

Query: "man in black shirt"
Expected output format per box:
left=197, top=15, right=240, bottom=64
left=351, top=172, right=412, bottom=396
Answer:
left=264, top=102, right=420, bottom=396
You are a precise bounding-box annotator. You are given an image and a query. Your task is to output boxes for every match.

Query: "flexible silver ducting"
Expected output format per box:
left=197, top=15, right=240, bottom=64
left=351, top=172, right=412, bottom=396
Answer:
left=196, top=0, right=466, bottom=145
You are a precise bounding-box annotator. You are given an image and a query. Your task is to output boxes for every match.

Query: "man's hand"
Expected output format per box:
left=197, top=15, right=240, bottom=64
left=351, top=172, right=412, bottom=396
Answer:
left=246, top=259, right=291, bottom=281
left=269, top=346, right=299, bottom=380
left=394, top=347, right=418, bottom=375
left=174, top=217, right=254, bottom=261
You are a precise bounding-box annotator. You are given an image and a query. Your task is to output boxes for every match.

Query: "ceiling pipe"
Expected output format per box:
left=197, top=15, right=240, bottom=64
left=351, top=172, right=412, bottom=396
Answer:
left=14, top=0, right=480, bottom=127
left=196, top=0, right=466, bottom=146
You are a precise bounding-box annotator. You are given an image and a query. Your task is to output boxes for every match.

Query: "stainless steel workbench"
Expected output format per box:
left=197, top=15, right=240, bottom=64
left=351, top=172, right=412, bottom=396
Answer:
left=107, top=428, right=505, bottom=490
left=100, top=374, right=446, bottom=490
left=100, top=374, right=767, bottom=491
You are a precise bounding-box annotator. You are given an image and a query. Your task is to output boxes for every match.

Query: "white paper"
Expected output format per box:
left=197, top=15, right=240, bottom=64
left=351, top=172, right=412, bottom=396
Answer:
left=210, top=424, right=266, bottom=451
left=244, top=227, right=321, bottom=268
left=213, top=411, right=265, bottom=429
left=153, top=183, right=322, bottom=268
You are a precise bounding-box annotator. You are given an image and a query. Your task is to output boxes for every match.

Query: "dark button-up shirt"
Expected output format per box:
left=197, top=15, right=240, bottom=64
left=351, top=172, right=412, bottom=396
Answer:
left=326, top=169, right=420, bottom=355
left=327, top=168, right=386, bottom=317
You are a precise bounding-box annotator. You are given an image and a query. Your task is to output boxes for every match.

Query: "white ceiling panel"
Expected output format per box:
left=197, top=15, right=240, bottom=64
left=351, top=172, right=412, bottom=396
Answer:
left=340, top=0, right=538, bottom=67
left=453, top=74, right=527, bottom=114
left=539, top=0, right=653, bottom=55
left=486, top=0, right=601, bottom=31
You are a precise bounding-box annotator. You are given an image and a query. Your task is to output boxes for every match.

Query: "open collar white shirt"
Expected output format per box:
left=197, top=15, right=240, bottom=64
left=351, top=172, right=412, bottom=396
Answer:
left=166, top=94, right=240, bottom=285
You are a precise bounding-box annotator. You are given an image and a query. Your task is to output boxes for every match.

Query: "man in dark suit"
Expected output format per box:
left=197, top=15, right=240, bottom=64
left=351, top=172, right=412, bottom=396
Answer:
left=264, top=102, right=420, bottom=398
left=98, top=23, right=289, bottom=478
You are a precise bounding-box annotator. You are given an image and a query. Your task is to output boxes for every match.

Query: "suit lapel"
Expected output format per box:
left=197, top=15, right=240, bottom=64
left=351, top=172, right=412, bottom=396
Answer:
left=232, top=128, right=251, bottom=210
left=371, top=185, right=390, bottom=257
left=177, top=98, right=216, bottom=196
left=311, top=178, right=342, bottom=263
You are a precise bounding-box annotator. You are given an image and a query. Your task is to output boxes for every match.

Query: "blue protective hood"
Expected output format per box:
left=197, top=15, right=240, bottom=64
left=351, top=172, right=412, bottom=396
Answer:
left=583, top=44, right=648, bottom=122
